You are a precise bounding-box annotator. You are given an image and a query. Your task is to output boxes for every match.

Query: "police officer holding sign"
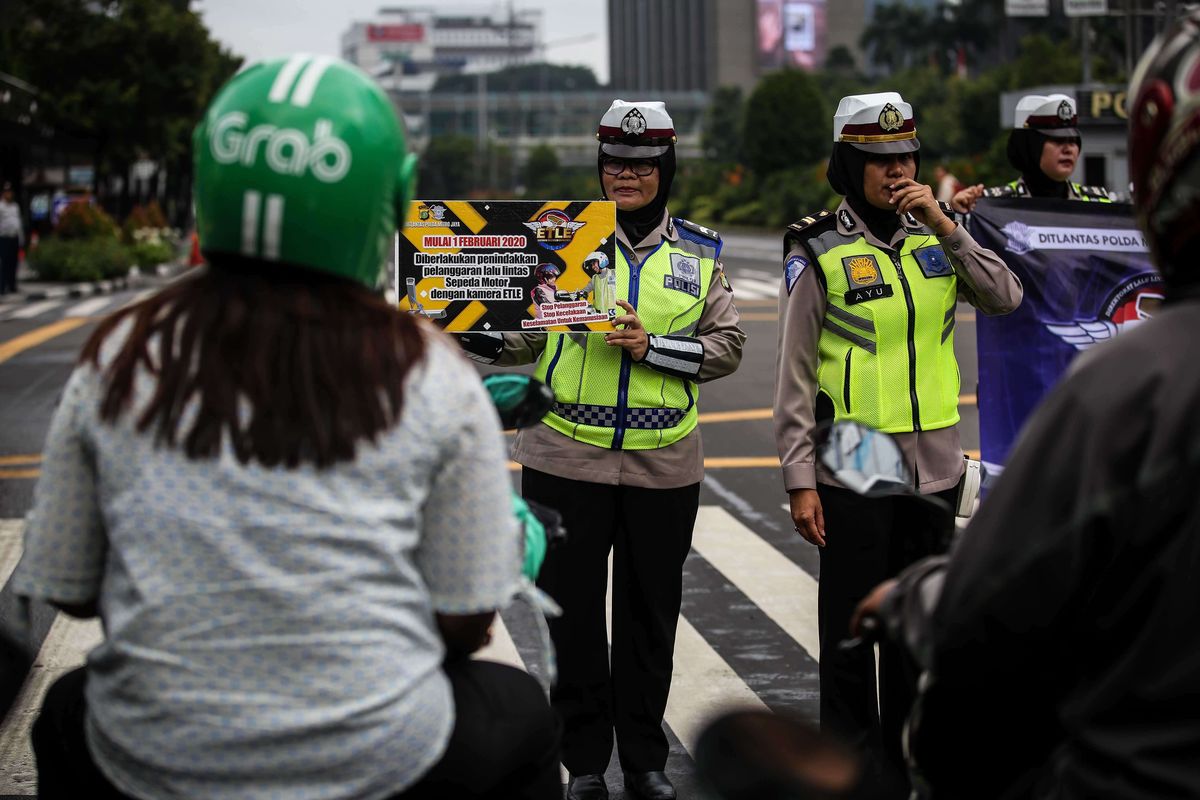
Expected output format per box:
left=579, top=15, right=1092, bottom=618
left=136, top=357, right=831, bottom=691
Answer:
left=953, top=94, right=1114, bottom=211
left=773, top=92, right=1022, bottom=779
left=461, top=99, right=745, bottom=800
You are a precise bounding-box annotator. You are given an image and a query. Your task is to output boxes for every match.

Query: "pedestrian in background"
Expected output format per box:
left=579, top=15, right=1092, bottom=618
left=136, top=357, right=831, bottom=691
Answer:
left=953, top=94, right=1113, bottom=212
left=0, top=182, right=23, bottom=295
left=773, top=91, right=1022, bottom=785
left=460, top=98, right=745, bottom=800
left=14, top=56, right=558, bottom=800
left=932, top=164, right=961, bottom=204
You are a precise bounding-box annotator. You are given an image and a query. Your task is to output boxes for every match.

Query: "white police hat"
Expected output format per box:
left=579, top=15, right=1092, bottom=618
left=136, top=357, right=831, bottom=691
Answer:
left=597, top=99, right=677, bottom=158
left=832, top=92, right=920, bottom=154
left=1014, top=94, right=1080, bottom=138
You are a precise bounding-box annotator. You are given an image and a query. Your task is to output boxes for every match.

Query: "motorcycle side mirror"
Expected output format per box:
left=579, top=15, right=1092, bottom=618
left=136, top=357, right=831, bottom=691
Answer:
left=482, top=373, right=556, bottom=431
left=817, top=421, right=913, bottom=498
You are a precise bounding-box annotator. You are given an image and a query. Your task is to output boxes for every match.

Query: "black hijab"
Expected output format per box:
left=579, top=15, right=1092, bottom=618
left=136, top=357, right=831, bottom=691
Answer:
left=599, top=146, right=677, bottom=246
left=1006, top=129, right=1071, bottom=199
left=826, top=143, right=921, bottom=245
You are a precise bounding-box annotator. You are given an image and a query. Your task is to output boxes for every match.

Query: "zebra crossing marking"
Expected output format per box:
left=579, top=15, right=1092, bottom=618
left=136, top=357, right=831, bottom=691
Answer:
left=665, top=614, right=768, bottom=755
left=64, top=297, right=114, bottom=317
left=690, top=506, right=820, bottom=661
left=6, top=301, right=62, bottom=321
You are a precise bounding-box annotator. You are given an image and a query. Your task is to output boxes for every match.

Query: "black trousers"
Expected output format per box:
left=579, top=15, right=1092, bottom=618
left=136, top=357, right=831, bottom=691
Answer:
left=32, top=660, right=560, bottom=800
left=523, top=467, right=699, bottom=776
left=0, top=236, right=18, bottom=294
left=815, top=483, right=956, bottom=781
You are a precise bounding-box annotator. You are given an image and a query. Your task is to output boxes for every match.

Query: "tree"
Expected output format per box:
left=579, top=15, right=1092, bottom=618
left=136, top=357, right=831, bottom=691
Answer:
left=701, top=86, right=744, bottom=164
left=5, top=0, right=240, bottom=222
left=742, top=69, right=827, bottom=177
left=523, top=143, right=560, bottom=197
left=860, top=3, right=932, bottom=75
left=419, top=135, right=477, bottom=199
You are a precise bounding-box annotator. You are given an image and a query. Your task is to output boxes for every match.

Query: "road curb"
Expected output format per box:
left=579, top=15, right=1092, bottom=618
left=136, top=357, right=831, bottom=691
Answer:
left=21, top=277, right=129, bottom=302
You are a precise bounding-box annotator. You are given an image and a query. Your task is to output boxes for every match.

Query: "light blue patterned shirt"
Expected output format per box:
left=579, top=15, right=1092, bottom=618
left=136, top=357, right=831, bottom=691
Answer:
left=13, top=328, right=519, bottom=800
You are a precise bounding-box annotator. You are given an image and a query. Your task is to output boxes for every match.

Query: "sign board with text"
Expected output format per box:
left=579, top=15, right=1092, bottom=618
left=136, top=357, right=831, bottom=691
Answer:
left=397, top=200, right=618, bottom=333
left=1064, top=0, right=1108, bottom=15
left=1005, top=0, right=1049, bottom=15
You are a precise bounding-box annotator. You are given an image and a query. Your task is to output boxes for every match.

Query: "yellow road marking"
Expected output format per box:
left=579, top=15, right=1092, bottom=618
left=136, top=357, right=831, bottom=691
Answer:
left=704, top=457, right=780, bottom=468
left=0, top=317, right=91, bottom=365
left=0, top=455, right=41, bottom=466
left=0, top=469, right=39, bottom=479
left=698, top=408, right=774, bottom=423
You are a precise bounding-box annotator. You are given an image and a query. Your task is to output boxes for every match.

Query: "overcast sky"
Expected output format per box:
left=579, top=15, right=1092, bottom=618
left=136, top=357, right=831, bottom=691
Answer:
left=193, top=0, right=610, bottom=83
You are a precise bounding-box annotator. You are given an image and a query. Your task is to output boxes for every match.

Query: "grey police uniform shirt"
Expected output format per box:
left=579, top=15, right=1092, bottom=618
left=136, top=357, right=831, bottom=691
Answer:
left=12, top=326, right=519, bottom=800
left=774, top=199, right=1023, bottom=495
left=497, top=209, right=746, bottom=489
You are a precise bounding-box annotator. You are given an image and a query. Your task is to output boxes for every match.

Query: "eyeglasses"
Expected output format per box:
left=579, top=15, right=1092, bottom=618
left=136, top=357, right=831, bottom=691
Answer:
left=601, top=157, right=658, bottom=177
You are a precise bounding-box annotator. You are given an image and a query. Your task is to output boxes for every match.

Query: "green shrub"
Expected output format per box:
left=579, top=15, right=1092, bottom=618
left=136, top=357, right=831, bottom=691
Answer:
left=129, top=240, right=176, bottom=269
left=28, top=237, right=131, bottom=282
left=55, top=202, right=119, bottom=240
left=122, top=202, right=171, bottom=244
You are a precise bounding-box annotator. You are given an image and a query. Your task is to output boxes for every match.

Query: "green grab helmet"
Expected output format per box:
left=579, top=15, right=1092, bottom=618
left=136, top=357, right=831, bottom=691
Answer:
left=193, top=54, right=417, bottom=288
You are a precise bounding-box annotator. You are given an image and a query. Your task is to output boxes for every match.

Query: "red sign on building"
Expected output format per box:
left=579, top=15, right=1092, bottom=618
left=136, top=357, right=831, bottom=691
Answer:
left=367, top=24, right=425, bottom=43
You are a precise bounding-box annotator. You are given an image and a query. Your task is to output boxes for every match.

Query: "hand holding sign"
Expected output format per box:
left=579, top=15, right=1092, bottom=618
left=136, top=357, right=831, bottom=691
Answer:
left=605, top=300, right=649, bottom=361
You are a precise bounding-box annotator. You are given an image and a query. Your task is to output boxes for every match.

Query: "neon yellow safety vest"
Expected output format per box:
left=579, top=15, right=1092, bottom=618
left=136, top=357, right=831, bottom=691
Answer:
left=788, top=219, right=960, bottom=433
left=1001, top=178, right=1113, bottom=202
left=534, top=221, right=717, bottom=449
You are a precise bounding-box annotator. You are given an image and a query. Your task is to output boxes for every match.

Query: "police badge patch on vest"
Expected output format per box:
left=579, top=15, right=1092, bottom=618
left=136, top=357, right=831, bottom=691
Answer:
left=785, top=254, right=808, bottom=294
left=840, top=254, right=894, bottom=305
left=665, top=253, right=702, bottom=297
left=913, top=245, right=953, bottom=278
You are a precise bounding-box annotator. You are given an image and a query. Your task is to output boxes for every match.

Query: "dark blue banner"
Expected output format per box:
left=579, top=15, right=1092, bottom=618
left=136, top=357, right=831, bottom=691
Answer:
left=968, top=198, right=1162, bottom=464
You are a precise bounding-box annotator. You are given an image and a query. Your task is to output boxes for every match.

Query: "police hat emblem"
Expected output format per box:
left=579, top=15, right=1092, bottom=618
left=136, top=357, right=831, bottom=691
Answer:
left=621, top=108, right=648, bottom=136
left=1057, top=100, right=1073, bottom=121
left=879, top=103, right=905, bottom=133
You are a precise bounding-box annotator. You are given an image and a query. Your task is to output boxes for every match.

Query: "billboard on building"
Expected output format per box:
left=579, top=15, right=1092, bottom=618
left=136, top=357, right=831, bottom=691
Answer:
left=367, top=24, right=425, bottom=43
left=757, top=0, right=827, bottom=71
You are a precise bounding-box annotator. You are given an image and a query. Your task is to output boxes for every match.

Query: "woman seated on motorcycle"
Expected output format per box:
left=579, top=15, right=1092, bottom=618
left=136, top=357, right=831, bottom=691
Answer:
left=12, top=56, right=558, bottom=800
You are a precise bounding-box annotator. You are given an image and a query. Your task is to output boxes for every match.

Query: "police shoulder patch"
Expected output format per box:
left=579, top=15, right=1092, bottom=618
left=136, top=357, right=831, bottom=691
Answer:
left=784, top=254, right=809, bottom=294
left=674, top=217, right=721, bottom=247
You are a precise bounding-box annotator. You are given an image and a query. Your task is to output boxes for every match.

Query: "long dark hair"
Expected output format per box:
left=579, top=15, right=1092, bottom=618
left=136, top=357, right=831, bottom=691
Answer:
left=80, top=256, right=427, bottom=469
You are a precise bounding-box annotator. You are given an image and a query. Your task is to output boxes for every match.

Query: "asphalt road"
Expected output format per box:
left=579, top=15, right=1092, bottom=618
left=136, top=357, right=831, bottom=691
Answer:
left=0, top=238, right=983, bottom=797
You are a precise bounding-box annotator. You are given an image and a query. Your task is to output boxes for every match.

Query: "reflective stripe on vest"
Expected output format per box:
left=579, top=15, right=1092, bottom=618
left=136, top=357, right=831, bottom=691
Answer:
left=804, top=227, right=960, bottom=433
left=534, top=231, right=715, bottom=449
left=1006, top=178, right=1113, bottom=202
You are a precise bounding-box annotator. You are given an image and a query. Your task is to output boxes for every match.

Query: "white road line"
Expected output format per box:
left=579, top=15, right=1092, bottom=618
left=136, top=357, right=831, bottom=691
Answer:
left=118, top=290, right=158, bottom=310
left=689, top=506, right=820, bottom=661
left=6, top=301, right=61, bottom=320
left=665, top=613, right=768, bottom=756
left=1, top=519, right=23, bottom=588
left=64, top=297, right=114, bottom=317
left=733, top=277, right=781, bottom=300
left=0, top=614, right=102, bottom=795
left=741, top=269, right=779, bottom=281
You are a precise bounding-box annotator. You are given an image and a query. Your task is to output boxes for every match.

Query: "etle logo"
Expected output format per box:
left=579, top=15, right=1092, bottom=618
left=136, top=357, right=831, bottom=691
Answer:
left=523, top=210, right=585, bottom=251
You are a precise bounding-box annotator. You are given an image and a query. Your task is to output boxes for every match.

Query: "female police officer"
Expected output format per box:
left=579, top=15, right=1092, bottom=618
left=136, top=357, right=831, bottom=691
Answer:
left=953, top=94, right=1114, bottom=211
left=773, top=91, right=1021, bottom=781
left=461, top=99, right=744, bottom=800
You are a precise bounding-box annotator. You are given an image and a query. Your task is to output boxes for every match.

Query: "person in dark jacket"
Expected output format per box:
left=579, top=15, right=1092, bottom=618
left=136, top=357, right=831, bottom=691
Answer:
left=853, top=12, right=1200, bottom=797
